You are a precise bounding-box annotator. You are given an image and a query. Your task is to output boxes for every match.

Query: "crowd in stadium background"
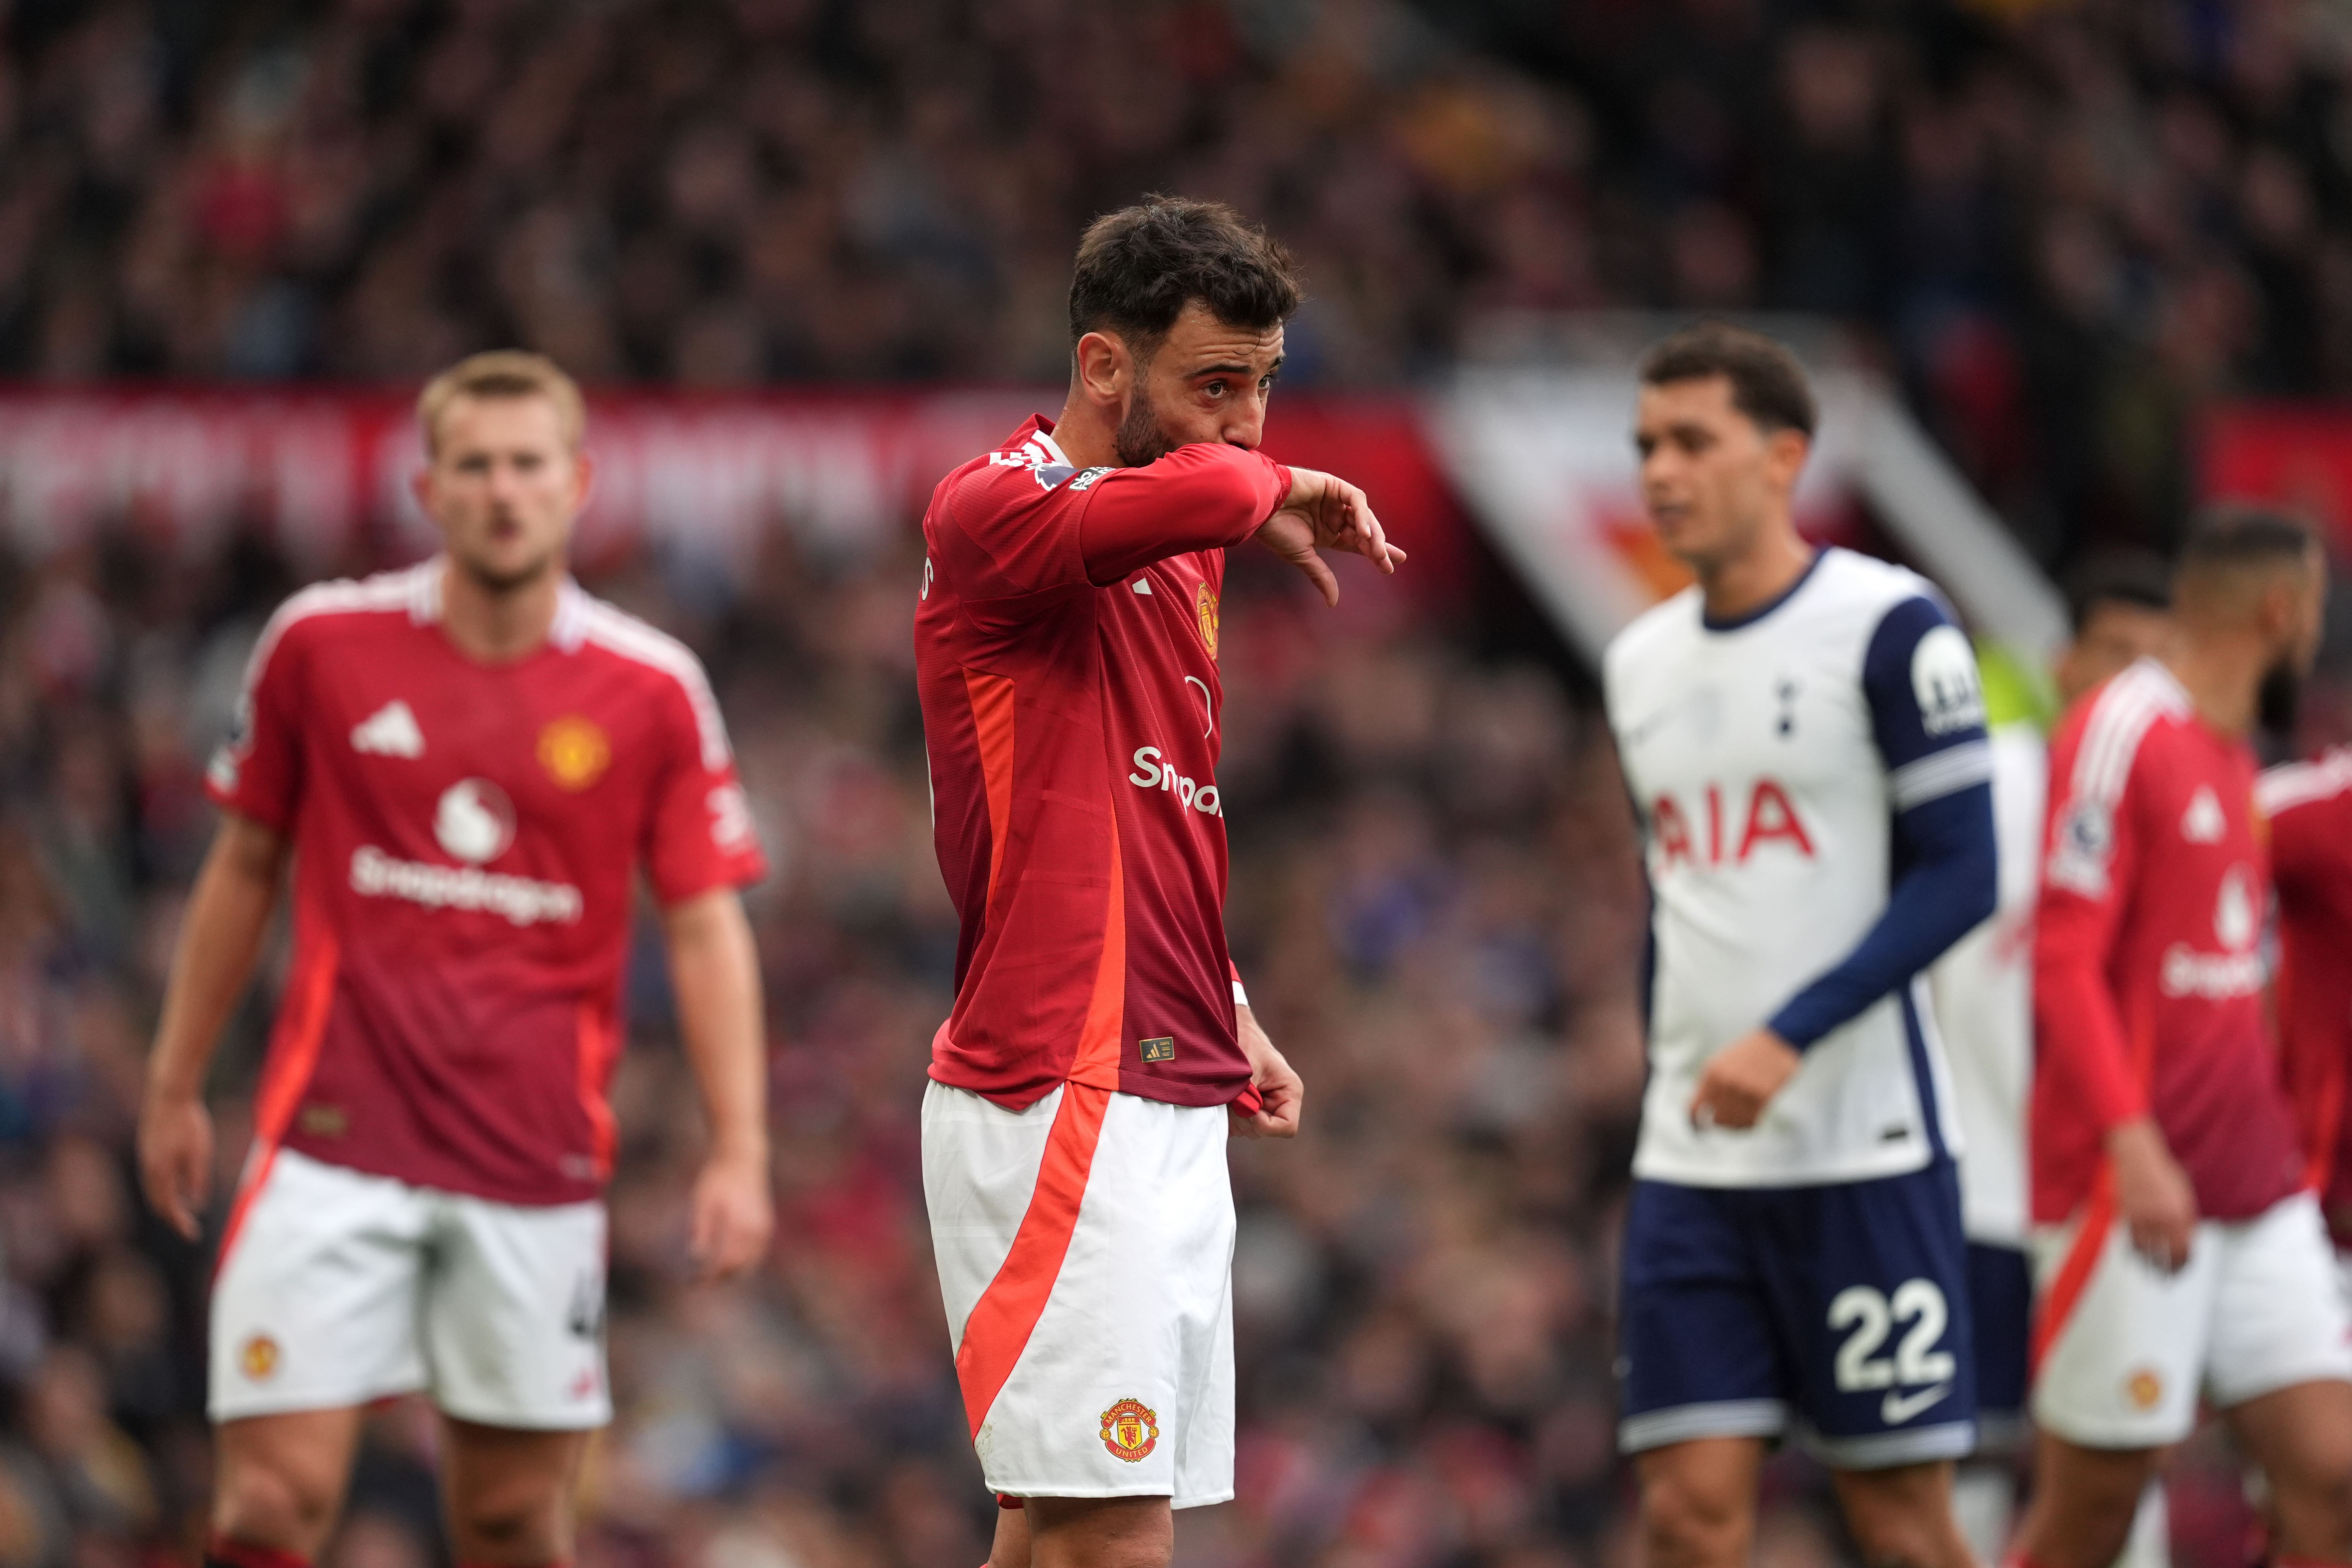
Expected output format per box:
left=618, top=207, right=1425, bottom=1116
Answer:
left=6, top=0, right=2352, bottom=560
left=2, top=2, right=2350, bottom=1567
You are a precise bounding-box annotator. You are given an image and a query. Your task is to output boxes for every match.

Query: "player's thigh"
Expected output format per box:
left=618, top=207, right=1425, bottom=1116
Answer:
left=212, top=1406, right=366, bottom=1551
left=973, top=1091, right=1231, bottom=1503
left=922, top=1078, right=1066, bottom=1342
left=2029, top=1204, right=2217, bottom=1449
left=437, top=1414, right=592, bottom=1563
left=1617, top=1181, right=1792, bottom=1457
left=210, top=1150, right=432, bottom=1422
left=1169, top=1249, right=1235, bottom=1513
left=1770, top=1162, right=1976, bottom=1470
left=420, top=1191, right=610, bottom=1431
left=2206, top=1191, right=2352, bottom=1414
left=1964, top=1240, right=2032, bottom=1452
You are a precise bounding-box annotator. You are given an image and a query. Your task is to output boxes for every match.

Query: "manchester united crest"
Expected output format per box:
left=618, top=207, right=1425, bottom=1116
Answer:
left=538, top=715, right=612, bottom=791
left=241, top=1334, right=280, bottom=1381
left=1099, top=1397, right=1159, bottom=1462
left=2125, top=1367, right=2164, bottom=1410
left=1193, top=582, right=1219, bottom=659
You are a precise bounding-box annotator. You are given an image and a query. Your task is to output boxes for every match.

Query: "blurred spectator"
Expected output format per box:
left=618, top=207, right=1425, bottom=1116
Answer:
left=6, top=1, right=2352, bottom=559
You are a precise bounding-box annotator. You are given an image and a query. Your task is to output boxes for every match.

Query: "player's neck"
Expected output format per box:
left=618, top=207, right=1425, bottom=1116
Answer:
left=1695, top=523, right=1814, bottom=626
left=1050, top=388, right=1120, bottom=470
left=438, top=558, right=563, bottom=664
left=2164, top=634, right=2263, bottom=738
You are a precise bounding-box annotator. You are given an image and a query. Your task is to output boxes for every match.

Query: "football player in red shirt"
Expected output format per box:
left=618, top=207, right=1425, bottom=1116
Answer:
left=2016, top=512, right=2352, bottom=1568
left=914, top=198, right=1401, bottom=1568
left=136, top=353, right=772, bottom=1568
left=2261, top=745, right=2352, bottom=1288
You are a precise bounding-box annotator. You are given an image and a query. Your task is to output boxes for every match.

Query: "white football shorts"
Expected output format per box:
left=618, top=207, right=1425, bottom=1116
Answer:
left=210, top=1147, right=611, bottom=1428
left=922, top=1080, right=1236, bottom=1507
left=2032, top=1189, right=2352, bottom=1448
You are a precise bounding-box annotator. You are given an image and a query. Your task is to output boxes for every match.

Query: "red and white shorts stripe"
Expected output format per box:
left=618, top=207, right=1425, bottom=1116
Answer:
left=922, top=1080, right=1236, bottom=1507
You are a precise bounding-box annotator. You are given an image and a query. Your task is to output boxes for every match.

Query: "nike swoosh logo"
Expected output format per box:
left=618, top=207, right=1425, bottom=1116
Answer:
left=1880, top=1384, right=1952, bottom=1424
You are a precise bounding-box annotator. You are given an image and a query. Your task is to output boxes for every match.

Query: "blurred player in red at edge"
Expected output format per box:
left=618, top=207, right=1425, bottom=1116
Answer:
left=913, top=197, right=1403, bottom=1568
left=136, top=353, right=772, bottom=1568
left=2261, top=649, right=2352, bottom=1352
left=2016, top=510, right=2352, bottom=1568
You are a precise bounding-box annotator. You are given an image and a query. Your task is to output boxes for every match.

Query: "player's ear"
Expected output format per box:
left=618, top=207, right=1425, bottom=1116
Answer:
left=569, top=449, right=594, bottom=517
left=1074, top=330, right=1128, bottom=409
left=1763, top=426, right=1810, bottom=487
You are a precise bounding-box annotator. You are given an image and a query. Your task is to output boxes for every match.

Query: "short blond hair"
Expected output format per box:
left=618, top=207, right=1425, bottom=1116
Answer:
left=417, top=350, right=586, bottom=456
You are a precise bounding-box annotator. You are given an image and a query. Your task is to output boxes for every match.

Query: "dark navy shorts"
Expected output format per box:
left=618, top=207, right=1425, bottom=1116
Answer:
left=1966, top=1240, right=2031, bottom=1446
left=1617, top=1160, right=1977, bottom=1470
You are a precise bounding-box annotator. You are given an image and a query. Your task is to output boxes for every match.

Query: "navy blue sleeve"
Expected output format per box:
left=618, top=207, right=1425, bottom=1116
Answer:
left=1766, top=595, right=1998, bottom=1050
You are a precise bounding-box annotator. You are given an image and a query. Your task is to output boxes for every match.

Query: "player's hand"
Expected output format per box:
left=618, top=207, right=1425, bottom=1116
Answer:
left=137, top=1090, right=214, bottom=1241
left=1255, top=467, right=1406, bottom=607
left=2108, top=1117, right=2197, bottom=1272
left=1231, top=1006, right=1303, bottom=1138
left=688, top=1144, right=773, bottom=1281
left=1688, top=1029, right=1802, bottom=1131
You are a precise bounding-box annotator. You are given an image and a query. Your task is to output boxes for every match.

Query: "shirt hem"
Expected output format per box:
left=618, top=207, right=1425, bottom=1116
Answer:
left=275, top=1135, right=603, bottom=1209
left=927, top=1060, right=1252, bottom=1113
left=1630, top=1143, right=1935, bottom=1189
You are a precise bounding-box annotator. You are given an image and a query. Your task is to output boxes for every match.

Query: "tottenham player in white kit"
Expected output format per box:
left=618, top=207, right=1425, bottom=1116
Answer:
left=1606, top=324, right=1997, bottom=1568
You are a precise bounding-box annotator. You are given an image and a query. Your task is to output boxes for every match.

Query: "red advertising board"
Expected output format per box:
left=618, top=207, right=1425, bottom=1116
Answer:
left=2201, top=403, right=2352, bottom=555
left=0, top=387, right=1469, bottom=599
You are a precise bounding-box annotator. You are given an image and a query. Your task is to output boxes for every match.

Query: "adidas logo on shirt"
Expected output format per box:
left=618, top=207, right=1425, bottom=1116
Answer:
left=352, top=700, right=425, bottom=758
left=2181, top=785, right=2225, bottom=843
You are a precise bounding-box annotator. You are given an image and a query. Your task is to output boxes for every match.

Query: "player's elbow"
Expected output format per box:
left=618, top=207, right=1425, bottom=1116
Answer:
left=214, top=813, right=290, bottom=885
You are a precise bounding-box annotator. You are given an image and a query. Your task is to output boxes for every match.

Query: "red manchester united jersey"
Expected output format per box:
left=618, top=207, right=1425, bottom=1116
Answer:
left=207, top=559, right=765, bottom=1206
left=915, top=417, right=1289, bottom=1110
left=2032, top=659, right=2302, bottom=1225
left=2258, top=749, right=2352, bottom=1245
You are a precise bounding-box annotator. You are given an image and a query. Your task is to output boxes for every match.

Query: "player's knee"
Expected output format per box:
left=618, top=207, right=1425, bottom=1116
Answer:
left=1022, top=1498, right=1170, bottom=1568
left=1639, top=1467, right=1748, bottom=1565
left=213, top=1455, right=340, bottom=1549
left=447, top=1483, right=567, bottom=1563
left=2272, top=1443, right=2352, bottom=1546
left=1842, top=1507, right=1946, bottom=1568
left=1835, top=1465, right=1966, bottom=1568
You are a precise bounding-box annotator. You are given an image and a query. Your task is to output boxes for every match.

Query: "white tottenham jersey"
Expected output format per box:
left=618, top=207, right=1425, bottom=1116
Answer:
left=1605, top=548, right=1990, bottom=1188
left=1929, top=722, right=2045, bottom=1246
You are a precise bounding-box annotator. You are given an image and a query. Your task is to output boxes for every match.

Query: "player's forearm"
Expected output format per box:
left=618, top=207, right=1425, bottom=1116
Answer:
left=662, top=890, right=769, bottom=1163
left=1078, top=443, right=1290, bottom=583
left=146, top=816, right=287, bottom=1103
left=1765, top=787, right=1998, bottom=1048
left=2031, top=952, right=2147, bottom=1131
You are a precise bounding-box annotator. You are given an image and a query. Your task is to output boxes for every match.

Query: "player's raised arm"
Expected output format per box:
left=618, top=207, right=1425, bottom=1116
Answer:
left=139, top=813, right=288, bottom=1239
left=1075, top=445, right=1404, bottom=603
left=1044, top=206, right=1401, bottom=606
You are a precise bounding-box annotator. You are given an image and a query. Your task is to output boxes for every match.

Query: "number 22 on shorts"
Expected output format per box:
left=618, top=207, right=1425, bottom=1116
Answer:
left=1829, top=1278, right=1957, bottom=1424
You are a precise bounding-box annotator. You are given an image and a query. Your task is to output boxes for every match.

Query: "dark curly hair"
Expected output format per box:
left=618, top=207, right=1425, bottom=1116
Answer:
left=1639, top=320, right=1818, bottom=438
left=1068, top=195, right=1303, bottom=360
